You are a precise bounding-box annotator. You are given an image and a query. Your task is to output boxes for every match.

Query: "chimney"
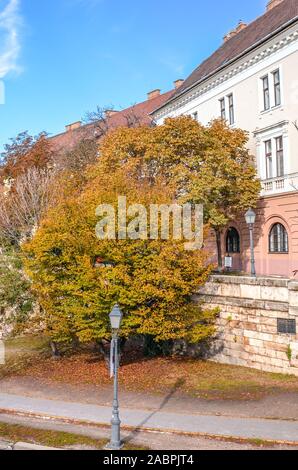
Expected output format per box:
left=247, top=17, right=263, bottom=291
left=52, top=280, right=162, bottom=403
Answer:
left=105, top=109, right=119, bottom=118
left=266, top=0, right=284, bottom=11
left=174, top=79, right=184, bottom=89
left=65, top=121, right=81, bottom=132
left=223, top=20, right=247, bottom=43
left=147, top=89, right=161, bottom=100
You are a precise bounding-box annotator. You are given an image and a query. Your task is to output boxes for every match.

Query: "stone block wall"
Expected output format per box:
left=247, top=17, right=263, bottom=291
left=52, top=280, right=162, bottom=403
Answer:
left=197, top=275, right=298, bottom=376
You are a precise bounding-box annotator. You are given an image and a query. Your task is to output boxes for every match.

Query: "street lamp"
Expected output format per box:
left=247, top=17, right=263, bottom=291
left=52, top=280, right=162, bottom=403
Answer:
left=245, top=208, right=256, bottom=277
left=107, top=304, right=123, bottom=450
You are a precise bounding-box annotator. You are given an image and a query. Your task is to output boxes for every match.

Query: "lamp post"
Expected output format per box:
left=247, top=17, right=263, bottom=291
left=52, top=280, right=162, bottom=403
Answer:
left=245, top=208, right=256, bottom=277
left=107, top=304, right=123, bottom=450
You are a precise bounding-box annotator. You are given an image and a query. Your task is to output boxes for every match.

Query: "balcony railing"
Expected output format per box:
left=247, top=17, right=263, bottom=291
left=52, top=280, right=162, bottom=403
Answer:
left=261, top=173, right=298, bottom=196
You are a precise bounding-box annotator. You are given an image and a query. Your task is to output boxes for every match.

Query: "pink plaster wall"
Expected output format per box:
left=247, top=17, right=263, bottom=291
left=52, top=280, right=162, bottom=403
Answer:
left=205, top=192, right=298, bottom=278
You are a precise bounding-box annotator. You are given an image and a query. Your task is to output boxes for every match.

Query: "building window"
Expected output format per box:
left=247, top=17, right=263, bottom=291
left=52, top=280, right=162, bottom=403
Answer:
left=260, top=68, right=282, bottom=112
left=262, top=75, right=270, bottom=111
left=219, top=95, right=235, bottom=125
left=269, top=223, right=288, bottom=253
left=219, top=98, right=226, bottom=120
left=273, top=70, right=281, bottom=107
left=276, top=136, right=284, bottom=177
left=277, top=318, right=296, bottom=335
left=228, top=94, right=234, bottom=125
left=264, top=140, right=273, bottom=179
left=226, top=227, right=240, bottom=253
left=262, top=135, right=285, bottom=180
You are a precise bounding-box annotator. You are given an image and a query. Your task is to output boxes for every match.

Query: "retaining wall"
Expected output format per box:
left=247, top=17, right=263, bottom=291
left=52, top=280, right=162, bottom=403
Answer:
left=197, top=275, right=298, bottom=376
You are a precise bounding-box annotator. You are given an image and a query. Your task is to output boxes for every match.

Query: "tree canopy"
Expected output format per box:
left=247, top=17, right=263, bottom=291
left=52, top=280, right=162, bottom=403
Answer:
left=0, top=132, right=53, bottom=182
left=99, top=117, right=261, bottom=266
left=18, top=115, right=259, bottom=348
left=23, top=166, right=216, bottom=347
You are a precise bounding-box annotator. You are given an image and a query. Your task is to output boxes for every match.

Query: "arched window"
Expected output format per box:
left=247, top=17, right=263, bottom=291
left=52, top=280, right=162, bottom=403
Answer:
left=226, top=227, right=240, bottom=254
left=269, top=223, right=288, bottom=253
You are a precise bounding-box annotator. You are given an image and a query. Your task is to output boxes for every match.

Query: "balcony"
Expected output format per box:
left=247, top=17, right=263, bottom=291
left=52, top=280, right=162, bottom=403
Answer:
left=261, top=173, right=298, bottom=196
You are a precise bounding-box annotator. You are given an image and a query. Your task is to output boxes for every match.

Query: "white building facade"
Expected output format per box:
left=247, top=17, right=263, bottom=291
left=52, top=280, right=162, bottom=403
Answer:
left=152, top=0, right=298, bottom=278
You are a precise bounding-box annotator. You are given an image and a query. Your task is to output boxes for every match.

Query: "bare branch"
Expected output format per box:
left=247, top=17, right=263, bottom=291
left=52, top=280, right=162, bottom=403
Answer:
left=0, top=168, right=56, bottom=244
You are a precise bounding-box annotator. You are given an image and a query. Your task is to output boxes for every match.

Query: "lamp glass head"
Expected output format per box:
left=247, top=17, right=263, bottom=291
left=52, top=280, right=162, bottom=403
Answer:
left=245, top=208, right=256, bottom=225
left=109, top=304, right=123, bottom=330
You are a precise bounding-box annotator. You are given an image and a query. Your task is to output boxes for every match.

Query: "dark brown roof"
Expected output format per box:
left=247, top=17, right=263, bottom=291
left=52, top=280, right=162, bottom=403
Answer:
left=50, top=89, right=175, bottom=154
left=156, top=0, right=298, bottom=110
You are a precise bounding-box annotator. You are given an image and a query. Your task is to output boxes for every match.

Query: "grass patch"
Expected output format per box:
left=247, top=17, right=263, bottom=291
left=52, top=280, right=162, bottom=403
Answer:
left=0, top=422, right=148, bottom=450
left=2, top=337, right=298, bottom=401
left=0, top=422, right=106, bottom=449
left=20, top=352, right=298, bottom=400
left=0, top=335, right=50, bottom=380
left=246, top=438, right=274, bottom=448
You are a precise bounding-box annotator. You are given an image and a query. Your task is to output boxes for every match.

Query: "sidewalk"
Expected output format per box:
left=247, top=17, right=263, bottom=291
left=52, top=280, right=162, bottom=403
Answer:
left=0, top=392, right=298, bottom=443
left=1, top=376, right=298, bottom=421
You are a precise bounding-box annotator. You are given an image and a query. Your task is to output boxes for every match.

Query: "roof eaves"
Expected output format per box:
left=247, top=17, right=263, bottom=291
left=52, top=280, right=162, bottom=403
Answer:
left=150, top=15, right=298, bottom=117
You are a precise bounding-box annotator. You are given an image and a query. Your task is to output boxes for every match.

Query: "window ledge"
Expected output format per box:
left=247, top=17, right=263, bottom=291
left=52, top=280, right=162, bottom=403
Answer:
left=260, top=105, right=283, bottom=116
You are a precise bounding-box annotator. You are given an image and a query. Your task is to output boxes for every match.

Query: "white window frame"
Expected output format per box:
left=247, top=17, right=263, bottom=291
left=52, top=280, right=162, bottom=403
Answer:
left=219, top=93, right=235, bottom=125
left=272, top=69, right=281, bottom=107
left=219, top=98, right=226, bottom=120
left=258, top=66, right=283, bottom=113
left=259, top=132, right=288, bottom=181
left=262, top=136, right=285, bottom=180
left=275, top=135, right=285, bottom=177
left=264, top=139, right=273, bottom=179
left=261, top=75, right=270, bottom=111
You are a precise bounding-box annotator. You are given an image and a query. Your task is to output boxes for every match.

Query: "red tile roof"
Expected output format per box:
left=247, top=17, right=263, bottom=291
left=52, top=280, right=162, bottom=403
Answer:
left=154, top=0, right=298, bottom=112
left=50, top=89, right=175, bottom=153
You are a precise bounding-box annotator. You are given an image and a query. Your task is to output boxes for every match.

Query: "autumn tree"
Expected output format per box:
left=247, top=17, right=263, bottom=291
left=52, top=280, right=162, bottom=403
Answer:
left=54, top=103, right=148, bottom=175
left=0, top=243, right=35, bottom=337
left=55, top=138, right=99, bottom=174
left=0, top=131, right=54, bottom=183
left=99, top=117, right=260, bottom=268
left=0, top=132, right=56, bottom=336
left=0, top=168, right=56, bottom=245
left=176, top=119, right=261, bottom=268
left=23, top=166, right=217, bottom=353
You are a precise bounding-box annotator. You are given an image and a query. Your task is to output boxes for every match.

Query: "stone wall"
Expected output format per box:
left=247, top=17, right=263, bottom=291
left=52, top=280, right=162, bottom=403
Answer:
left=196, top=275, right=298, bottom=376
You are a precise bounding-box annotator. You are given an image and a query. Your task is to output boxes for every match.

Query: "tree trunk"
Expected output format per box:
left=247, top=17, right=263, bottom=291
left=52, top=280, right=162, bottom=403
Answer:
left=119, top=337, right=127, bottom=365
left=95, top=338, right=126, bottom=369
left=215, top=230, right=223, bottom=270
left=50, top=341, right=60, bottom=359
left=95, top=340, right=110, bottom=368
left=71, top=336, right=80, bottom=350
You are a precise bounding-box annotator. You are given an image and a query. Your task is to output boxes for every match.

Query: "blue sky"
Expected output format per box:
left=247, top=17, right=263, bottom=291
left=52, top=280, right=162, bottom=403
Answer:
left=0, top=0, right=266, bottom=150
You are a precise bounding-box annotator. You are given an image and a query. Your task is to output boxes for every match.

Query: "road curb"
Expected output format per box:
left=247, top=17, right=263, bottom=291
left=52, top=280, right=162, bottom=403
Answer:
left=0, top=407, right=298, bottom=448
left=13, top=442, right=59, bottom=451
left=0, top=439, right=59, bottom=451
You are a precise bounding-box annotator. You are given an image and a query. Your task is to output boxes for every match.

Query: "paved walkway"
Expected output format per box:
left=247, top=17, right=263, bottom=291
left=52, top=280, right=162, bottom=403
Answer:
left=0, top=392, right=298, bottom=442
left=1, top=376, right=298, bottom=421
left=1, top=414, right=297, bottom=450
